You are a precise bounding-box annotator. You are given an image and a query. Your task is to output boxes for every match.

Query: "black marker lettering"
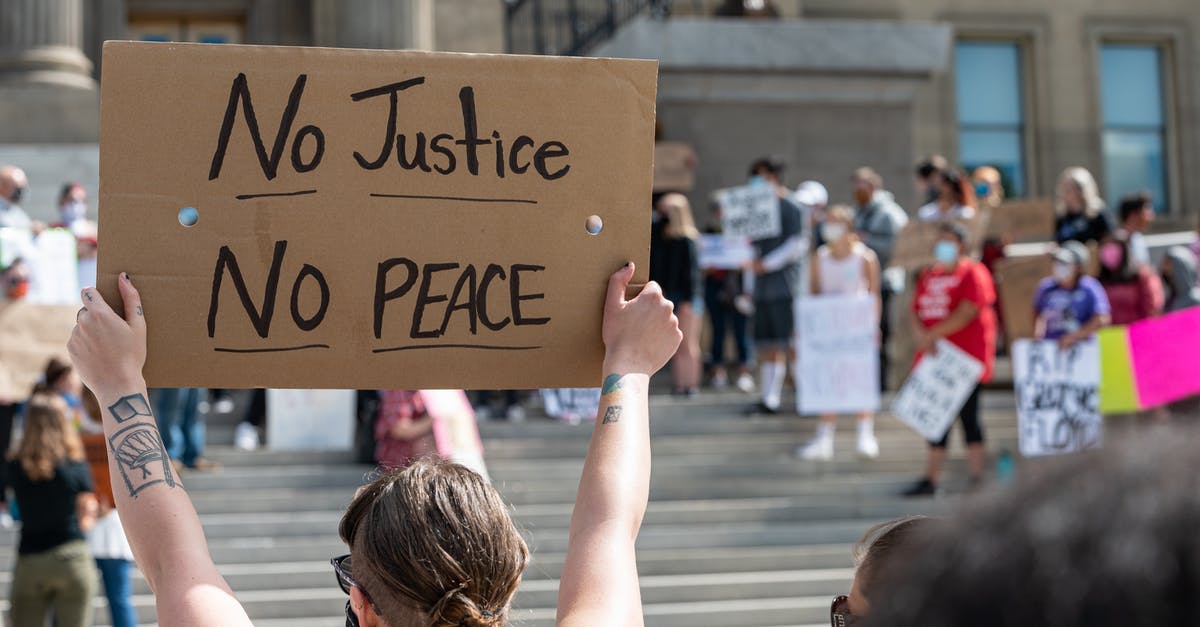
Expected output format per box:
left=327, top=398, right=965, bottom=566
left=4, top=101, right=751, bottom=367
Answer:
left=429, top=133, right=457, bottom=174
left=210, top=74, right=311, bottom=181
left=373, top=258, right=419, bottom=339
left=208, top=240, right=288, bottom=338
left=290, top=263, right=330, bottom=331
left=351, top=77, right=426, bottom=170
left=455, top=87, right=491, bottom=175
left=440, top=264, right=478, bottom=335
left=291, top=125, right=325, bottom=173
left=534, top=141, right=571, bottom=180
left=492, top=130, right=505, bottom=178
left=509, top=135, right=534, bottom=174
left=397, top=132, right=432, bottom=172
left=510, top=264, right=550, bottom=326
left=478, top=264, right=511, bottom=331
left=412, top=263, right=459, bottom=339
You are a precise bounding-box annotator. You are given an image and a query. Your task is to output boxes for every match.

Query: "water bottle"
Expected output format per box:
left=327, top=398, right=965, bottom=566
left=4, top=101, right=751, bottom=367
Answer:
left=995, top=449, right=1016, bottom=484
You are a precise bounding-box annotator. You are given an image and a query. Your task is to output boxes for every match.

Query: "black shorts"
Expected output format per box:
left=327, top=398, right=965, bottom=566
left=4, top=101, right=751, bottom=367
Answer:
left=931, top=384, right=985, bottom=448
left=753, top=299, right=794, bottom=349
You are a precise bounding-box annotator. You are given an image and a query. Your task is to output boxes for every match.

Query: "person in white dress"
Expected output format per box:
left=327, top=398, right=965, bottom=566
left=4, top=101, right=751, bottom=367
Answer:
left=796, top=205, right=882, bottom=460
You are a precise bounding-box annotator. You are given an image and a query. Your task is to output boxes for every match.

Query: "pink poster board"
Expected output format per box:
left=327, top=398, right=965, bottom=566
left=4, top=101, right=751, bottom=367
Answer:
left=1127, top=307, right=1200, bottom=408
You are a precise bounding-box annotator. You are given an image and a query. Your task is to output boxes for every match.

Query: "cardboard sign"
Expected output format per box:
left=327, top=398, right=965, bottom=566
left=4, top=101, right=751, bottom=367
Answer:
left=986, top=199, right=1055, bottom=243
left=420, top=389, right=489, bottom=481
left=891, top=340, right=984, bottom=441
left=1013, top=339, right=1102, bottom=456
left=715, top=184, right=781, bottom=241
left=653, top=142, right=696, bottom=192
left=698, top=234, right=754, bottom=270
left=0, top=301, right=77, bottom=401
left=266, top=389, right=355, bottom=450
left=97, top=41, right=657, bottom=390
left=993, top=254, right=1053, bottom=343
left=795, top=294, right=880, bottom=415
left=888, top=211, right=989, bottom=270
left=540, top=387, right=602, bottom=422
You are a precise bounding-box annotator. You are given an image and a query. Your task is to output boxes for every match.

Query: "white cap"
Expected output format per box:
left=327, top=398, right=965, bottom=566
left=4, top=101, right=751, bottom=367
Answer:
left=793, top=180, right=828, bottom=208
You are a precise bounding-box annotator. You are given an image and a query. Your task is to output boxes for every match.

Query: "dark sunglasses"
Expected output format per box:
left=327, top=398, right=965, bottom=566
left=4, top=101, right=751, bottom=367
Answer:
left=332, top=554, right=376, bottom=627
left=831, top=594, right=860, bottom=626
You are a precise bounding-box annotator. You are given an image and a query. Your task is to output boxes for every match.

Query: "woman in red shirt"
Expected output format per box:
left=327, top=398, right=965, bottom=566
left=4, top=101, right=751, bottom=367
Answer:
left=905, top=223, right=997, bottom=496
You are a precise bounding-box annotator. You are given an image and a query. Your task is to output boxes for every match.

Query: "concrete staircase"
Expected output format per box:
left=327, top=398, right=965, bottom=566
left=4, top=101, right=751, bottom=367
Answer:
left=0, top=390, right=1019, bottom=626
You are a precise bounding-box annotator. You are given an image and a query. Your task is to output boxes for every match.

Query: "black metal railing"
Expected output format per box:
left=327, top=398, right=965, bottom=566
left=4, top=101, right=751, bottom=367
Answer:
left=504, top=0, right=672, bottom=56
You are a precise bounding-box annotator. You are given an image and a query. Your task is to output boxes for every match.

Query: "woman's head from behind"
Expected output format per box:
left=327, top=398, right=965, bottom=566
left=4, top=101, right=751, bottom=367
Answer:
left=1056, top=167, right=1104, bottom=216
left=14, top=393, right=83, bottom=482
left=658, top=192, right=700, bottom=240
left=938, top=169, right=976, bottom=209
left=338, top=459, right=529, bottom=627
left=841, top=516, right=936, bottom=619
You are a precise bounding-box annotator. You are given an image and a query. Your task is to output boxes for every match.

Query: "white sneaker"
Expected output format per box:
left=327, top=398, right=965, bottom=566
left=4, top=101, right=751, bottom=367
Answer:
left=856, top=432, right=880, bottom=460
left=234, top=422, right=260, bottom=451
left=214, top=398, right=236, bottom=414
left=711, top=370, right=729, bottom=390
left=796, top=436, right=833, bottom=461
left=505, top=405, right=526, bottom=423
left=735, top=373, right=756, bottom=394
left=475, top=406, right=494, bottom=421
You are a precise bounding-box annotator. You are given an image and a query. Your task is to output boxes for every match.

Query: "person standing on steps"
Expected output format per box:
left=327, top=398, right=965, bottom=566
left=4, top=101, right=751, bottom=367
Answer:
left=795, top=205, right=882, bottom=461
left=851, top=167, right=908, bottom=391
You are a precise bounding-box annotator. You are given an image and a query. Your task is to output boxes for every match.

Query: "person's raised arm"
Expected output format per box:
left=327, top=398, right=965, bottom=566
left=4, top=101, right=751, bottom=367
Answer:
left=67, top=274, right=252, bottom=627
left=557, top=263, right=682, bottom=627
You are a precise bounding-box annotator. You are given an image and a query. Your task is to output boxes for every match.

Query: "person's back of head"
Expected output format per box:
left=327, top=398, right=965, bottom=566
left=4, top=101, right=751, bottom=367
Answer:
left=915, top=155, right=947, bottom=181
left=1056, top=167, right=1105, bottom=216
left=850, top=516, right=937, bottom=612
left=12, top=394, right=82, bottom=482
left=864, top=427, right=1200, bottom=627
left=339, top=459, right=529, bottom=627
left=1118, top=191, right=1154, bottom=230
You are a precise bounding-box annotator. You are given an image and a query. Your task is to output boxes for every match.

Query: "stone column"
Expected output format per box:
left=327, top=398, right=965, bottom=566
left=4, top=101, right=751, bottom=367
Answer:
left=0, top=0, right=99, bottom=143
left=312, top=0, right=434, bottom=51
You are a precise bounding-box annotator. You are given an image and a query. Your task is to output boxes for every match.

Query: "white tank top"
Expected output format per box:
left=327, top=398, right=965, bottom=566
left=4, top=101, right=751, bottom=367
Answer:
left=817, top=242, right=869, bottom=295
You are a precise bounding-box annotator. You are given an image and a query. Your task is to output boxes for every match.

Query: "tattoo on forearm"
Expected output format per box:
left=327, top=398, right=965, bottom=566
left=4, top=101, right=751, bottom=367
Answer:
left=601, top=374, right=625, bottom=396
left=602, top=405, right=622, bottom=424
left=108, top=394, right=152, bottom=424
left=109, top=424, right=177, bottom=497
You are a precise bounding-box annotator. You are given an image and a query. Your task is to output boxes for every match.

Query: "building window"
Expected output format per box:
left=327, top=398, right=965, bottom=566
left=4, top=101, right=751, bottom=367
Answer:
left=955, top=40, right=1026, bottom=198
left=1099, top=44, right=1168, bottom=213
left=127, top=17, right=244, bottom=45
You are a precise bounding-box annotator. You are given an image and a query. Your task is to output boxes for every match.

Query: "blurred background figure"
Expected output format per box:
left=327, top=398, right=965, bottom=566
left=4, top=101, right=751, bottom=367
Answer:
left=0, top=165, right=32, bottom=229
left=2, top=395, right=98, bottom=627
left=1161, top=246, right=1200, bottom=313
left=703, top=205, right=755, bottom=393
left=851, top=166, right=907, bottom=390
left=970, top=166, right=1004, bottom=209
left=150, top=388, right=218, bottom=472
left=913, top=155, right=948, bottom=206
left=796, top=205, right=881, bottom=461
left=1116, top=191, right=1155, bottom=267
left=36, top=358, right=102, bottom=434
left=473, top=390, right=527, bottom=422
left=916, top=169, right=977, bottom=222
left=374, top=390, right=435, bottom=469
left=1098, top=236, right=1162, bottom=326
left=1055, top=166, right=1111, bottom=245
left=1034, top=241, right=1112, bottom=347
left=655, top=193, right=702, bottom=398
left=55, top=182, right=99, bottom=289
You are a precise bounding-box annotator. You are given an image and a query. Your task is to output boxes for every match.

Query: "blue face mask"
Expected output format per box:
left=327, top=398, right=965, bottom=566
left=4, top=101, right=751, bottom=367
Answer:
left=748, top=175, right=767, bottom=187
left=934, top=241, right=959, bottom=265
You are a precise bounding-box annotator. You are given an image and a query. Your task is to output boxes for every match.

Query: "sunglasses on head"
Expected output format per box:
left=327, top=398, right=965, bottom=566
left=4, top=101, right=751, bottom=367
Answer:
left=332, top=554, right=377, bottom=627
left=831, top=594, right=861, bottom=626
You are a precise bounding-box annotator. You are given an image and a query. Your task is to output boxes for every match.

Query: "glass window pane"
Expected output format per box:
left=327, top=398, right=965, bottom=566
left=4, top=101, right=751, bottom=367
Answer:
left=955, top=42, right=1023, bottom=126
left=1102, top=130, right=1166, bottom=212
left=1100, top=45, right=1164, bottom=127
left=960, top=130, right=1026, bottom=198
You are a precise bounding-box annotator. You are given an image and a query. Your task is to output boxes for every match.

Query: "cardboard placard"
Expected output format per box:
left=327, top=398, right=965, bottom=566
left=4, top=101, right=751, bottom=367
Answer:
left=715, top=184, right=781, bottom=241
left=986, top=199, right=1055, bottom=243
left=992, top=254, right=1052, bottom=343
left=795, top=294, right=879, bottom=415
left=98, top=42, right=657, bottom=389
left=698, top=234, right=754, bottom=270
left=891, top=340, right=984, bottom=441
left=652, top=142, right=696, bottom=192
left=0, top=301, right=77, bottom=401
left=1013, top=339, right=1102, bottom=456
left=888, top=211, right=989, bottom=270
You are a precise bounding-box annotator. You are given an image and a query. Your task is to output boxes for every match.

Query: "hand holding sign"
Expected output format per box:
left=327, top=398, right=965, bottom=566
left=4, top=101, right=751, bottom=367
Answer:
left=68, top=275, right=146, bottom=398
left=602, top=263, right=682, bottom=376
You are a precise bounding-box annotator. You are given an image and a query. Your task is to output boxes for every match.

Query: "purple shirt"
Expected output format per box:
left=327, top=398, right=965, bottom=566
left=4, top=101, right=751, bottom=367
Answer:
left=1033, top=276, right=1111, bottom=340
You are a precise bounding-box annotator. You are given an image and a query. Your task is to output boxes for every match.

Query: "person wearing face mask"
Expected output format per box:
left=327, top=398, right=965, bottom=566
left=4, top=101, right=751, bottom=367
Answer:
left=1096, top=236, right=1160, bottom=327
left=0, top=165, right=33, bottom=230
left=795, top=205, right=882, bottom=461
left=1160, top=246, right=1200, bottom=313
left=914, top=155, right=948, bottom=206
left=1035, top=241, right=1113, bottom=347
left=54, top=183, right=100, bottom=289
left=851, top=167, right=907, bottom=390
left=916, top=169, right=977, bottom=223
left=904, top=223, right=996, bottom=497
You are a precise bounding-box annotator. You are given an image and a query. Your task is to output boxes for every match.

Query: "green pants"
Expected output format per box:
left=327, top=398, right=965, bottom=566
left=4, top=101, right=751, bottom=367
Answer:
left=9, top=540, right=97, bottom=627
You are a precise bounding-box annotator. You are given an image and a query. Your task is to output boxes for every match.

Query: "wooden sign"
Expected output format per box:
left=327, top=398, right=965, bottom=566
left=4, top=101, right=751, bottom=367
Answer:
left=986, top=199, right=1055, bottom=243
left=889, top=210, right=990, bottom=270
left=993, top=254, right=1052, bottom=343
left=98, top=42, right=658, bottom=389
left=652, top=142, right=696, bottom=192
left=0, top=301, right=76, bottom=401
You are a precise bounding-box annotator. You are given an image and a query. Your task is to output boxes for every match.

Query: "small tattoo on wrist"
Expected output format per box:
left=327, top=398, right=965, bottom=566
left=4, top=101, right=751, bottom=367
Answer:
left=602, top=406, right=623, bottom=424
left=136, top=305, right=143, bottom=317
left=601, top=374, right=625, bottom=396
left=108, top=393, right=152, bottom=424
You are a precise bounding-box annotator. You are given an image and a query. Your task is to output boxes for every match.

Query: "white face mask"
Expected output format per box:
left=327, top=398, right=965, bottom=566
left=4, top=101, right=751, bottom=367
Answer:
left=61, top=200, right=87, bottom=223
left=821, top=222, right=847, bottom=244
left=1052, top=262, right=1076, bottom=283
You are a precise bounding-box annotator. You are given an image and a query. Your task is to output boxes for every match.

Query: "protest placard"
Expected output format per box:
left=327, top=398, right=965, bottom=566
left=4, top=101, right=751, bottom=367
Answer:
left=992, top=254, right=1053, bottom=343
left=715, top=184, right=781, bottom=241
left=97, top=41, right=657, bottom=390
left=0, top=227, right=33, bottom=269
left=26, top=228, right=80, bottom=305
left=888, top=210, right=990, bottom=270
left=0, top=301, right=77, bottom=401
left=698, top=234, right=754, bottom=270
left=421, top=389, right=489, bottom=481
left=795, top=294, right=879, bottom=415
left=891, top=340, right=984, bottom=441
left=985, top=199, right=1055, bottom=243
left=266, top=389, right=356, bottom=450
left=1012, top=339, right=1101, bottom=456
left=653, top=142, right=696, bottom=192
left=540, top=388, right=602, bottom=422
left=1098, top=307, right=1200, bottom=414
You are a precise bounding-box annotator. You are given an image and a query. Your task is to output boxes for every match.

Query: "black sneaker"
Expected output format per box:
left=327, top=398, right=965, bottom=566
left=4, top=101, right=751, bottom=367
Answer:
left=902, top=478, right=939, bottom=497
left=742, top=402, right=779, bottom=416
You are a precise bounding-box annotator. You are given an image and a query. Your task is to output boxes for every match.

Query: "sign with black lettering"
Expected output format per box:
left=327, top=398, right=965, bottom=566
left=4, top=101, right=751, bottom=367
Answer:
left=795, top=294, right=879, bottom=415
left=1013, top=339, right=1101, bottom=457
left=891, top=340, right=983, bottom=441
left=715, top=184, right=780, bottom=241
left=97, top=42, right=657, bottom=389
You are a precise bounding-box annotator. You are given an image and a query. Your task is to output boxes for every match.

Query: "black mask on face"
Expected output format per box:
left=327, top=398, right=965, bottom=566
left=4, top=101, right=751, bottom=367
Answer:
left=9, top=186, right=25, bottom=204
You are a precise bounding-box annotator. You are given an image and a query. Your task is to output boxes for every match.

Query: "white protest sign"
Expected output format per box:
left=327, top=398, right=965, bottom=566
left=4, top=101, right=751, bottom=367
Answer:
left=540, top=388, right=602, bottom=422
left=0, top=227, right=33, bottom=269
left=716, top=184, right=781, bottom=241
left=1013, top=339, right=1102, bottom=457
left=891, top=340, right=984, bottom=441
left=795, top=294, right=879, bottom=414
left=266, top=389, right=355, bottom=450
left=699, top=234, right=755, bottom=270
left=26, top=229, right=80, bottom=305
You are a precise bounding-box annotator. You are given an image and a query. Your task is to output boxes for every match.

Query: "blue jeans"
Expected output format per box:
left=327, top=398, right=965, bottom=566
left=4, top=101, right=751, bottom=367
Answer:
left=96, top=558, right=136, bottom=627
left=704, top=280, right=751, bottom=368
left=150, top=388, right=204, bottom=467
